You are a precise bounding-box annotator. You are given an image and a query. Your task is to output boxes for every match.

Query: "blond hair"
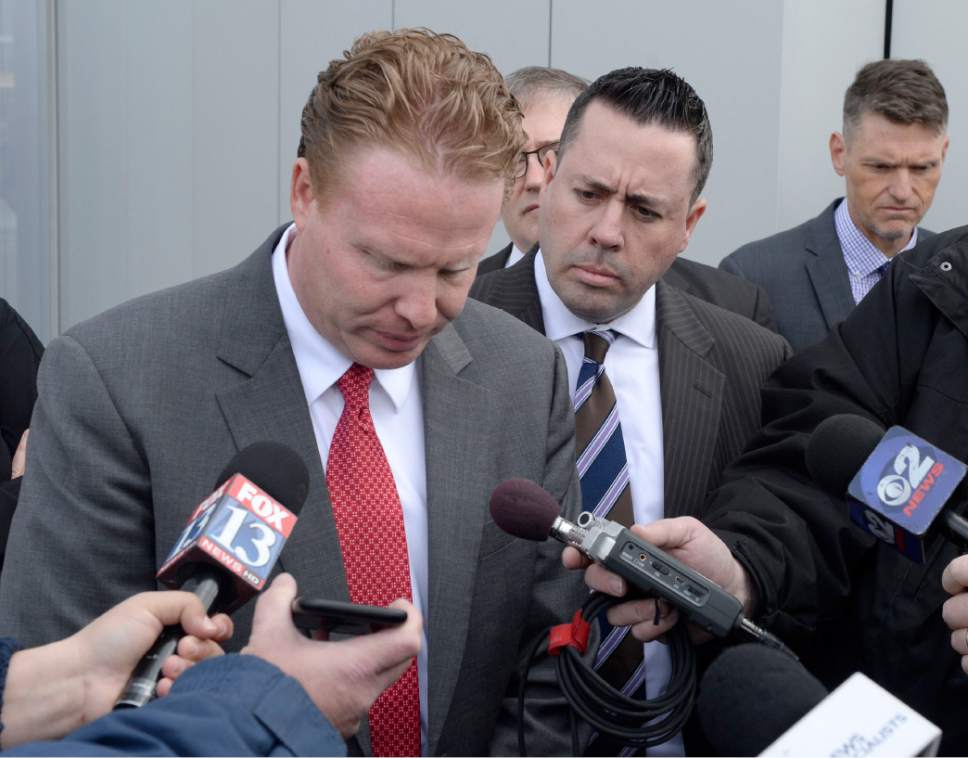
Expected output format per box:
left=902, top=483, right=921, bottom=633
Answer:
left=298, top=28, right=525, bottom=195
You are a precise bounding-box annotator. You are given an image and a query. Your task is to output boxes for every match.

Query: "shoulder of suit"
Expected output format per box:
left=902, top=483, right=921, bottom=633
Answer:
left=63, top=248, right=264, bottom=355
left=456, top=297, right=553, bottom=352
left=722, top=201, right=836, bottom=266
left=664, top=285, right=789, bottom=352
left=669, top=256, right=761, bottom=294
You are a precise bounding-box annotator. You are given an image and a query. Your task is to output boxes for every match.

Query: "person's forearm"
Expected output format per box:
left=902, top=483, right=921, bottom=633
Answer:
left=0, top=640, right=87, bottom=748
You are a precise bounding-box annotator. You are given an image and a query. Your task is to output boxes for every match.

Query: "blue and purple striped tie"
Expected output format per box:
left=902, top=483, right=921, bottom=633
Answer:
left=574, top=330, right=647, bottom=721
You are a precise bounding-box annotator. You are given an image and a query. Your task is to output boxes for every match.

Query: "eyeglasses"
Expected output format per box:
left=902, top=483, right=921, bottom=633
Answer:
left=513, top=142, right=559, bottom=179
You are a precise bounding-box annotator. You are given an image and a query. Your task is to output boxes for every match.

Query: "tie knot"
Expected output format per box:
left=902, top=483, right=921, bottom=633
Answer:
left=582, top=330, right=614, bottom=364
left=336, top=363, right=373, bottom=409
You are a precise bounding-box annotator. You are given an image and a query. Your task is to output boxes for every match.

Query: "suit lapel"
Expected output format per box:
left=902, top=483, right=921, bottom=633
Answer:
left=805, top=201, right=856, bottom=331
left=655, top=282, right=725, bottom=517
left=475, top=251, right=545, bottom=333
left=213, top=231, right=360, bottom=741
left=420, top=324, right=495, bottom=755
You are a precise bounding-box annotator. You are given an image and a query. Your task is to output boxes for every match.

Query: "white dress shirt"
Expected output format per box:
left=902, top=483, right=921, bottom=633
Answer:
left=272, top=224, right=430, bottom=752
left=535, top=251, right=683, bottom=756
left=505, top=243, right=527, bottom=268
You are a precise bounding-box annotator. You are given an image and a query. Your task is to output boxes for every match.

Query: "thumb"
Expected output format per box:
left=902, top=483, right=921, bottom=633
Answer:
left=630, top=517, right=697, bottom=551
left=117, top=590, right=218, bottom=637
left=250, top=573, right=299, bottom=639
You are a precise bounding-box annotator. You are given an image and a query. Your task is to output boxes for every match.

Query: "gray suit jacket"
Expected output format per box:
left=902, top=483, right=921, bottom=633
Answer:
left=719, top=199, right=934, bottom=352
left=0, top=226, right=585, bottom=756
left=479, top=243, right=778, bottom=332
left=470, top=253, right=792, bottom=517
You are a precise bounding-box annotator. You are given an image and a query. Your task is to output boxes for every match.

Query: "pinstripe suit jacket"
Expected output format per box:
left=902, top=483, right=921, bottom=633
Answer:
left=470, top=252, right=792, bottom=515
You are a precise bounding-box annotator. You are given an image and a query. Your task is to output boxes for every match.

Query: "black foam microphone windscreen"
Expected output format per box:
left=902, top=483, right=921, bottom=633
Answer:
left=698, top=644, right=827, bottom=756
left=804, top=414, right=884, bottom=495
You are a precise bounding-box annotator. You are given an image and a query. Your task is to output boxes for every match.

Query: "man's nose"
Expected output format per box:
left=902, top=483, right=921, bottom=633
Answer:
left=589, top=201, right=624, bottom=251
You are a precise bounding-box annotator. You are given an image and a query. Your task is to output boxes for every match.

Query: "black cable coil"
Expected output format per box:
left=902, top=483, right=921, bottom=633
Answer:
left=517, top=592, right=697, bottom=756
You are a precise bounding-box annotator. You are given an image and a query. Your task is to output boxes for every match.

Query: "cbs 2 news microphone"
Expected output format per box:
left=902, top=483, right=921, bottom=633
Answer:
left=824, top=416, right=968, bottom=563
left=116, top=442, right=306, bottom=708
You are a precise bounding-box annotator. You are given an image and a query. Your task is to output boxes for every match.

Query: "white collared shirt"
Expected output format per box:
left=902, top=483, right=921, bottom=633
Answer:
left=272, top=224, right=429, bottom=752
left=505, top=243, right=527, bottom=268
left=535, top=251, right=683, bottom=757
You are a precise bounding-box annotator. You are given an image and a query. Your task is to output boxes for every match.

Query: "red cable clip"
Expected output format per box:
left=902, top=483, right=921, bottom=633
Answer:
left=548, top=610, right=590, bottom=656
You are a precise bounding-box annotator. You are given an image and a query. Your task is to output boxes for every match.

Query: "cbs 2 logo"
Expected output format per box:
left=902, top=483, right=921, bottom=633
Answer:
left=876, top=444, right=937, bottom=507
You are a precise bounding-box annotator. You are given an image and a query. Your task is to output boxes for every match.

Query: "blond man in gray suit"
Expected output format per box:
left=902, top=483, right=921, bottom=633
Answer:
left=0, top=29, right=584, bottom=756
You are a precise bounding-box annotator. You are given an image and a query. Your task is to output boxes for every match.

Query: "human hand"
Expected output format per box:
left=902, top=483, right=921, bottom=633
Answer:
left=941, top=554, right=968, bottom=674
left=562, top=516, right=755, bottom=643
left=70, top=590, right=233, bottom=715
left=10, top=429, right=28, bottom=479
left=242, top=573, right=422, bottom=737
left=0, top=591, right=232, bottom=748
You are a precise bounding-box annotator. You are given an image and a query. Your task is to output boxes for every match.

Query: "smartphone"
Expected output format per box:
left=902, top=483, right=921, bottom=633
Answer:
left=291, top=596, right=408, bottom=635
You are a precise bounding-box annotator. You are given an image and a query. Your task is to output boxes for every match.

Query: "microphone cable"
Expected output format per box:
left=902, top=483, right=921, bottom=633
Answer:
left=517, top=592, right=697, bottom=756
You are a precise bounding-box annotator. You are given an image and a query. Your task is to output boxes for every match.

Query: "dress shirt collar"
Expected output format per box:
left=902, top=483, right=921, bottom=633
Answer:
left=835, top=197, right=918, bottom=278
left=534, top=250, right=656, bottom=349
left=505, top=243, right=527, bottom=269
left=271, top=223, right=416, bottom=411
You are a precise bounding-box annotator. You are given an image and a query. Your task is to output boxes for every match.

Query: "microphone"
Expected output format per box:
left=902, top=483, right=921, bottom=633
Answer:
left=115, top=441, right=309, bottom=708
left=805, top=415, right=968, bottom=562
left=698, top=644, right=941, bottom=756
left=489, top=479, right=780, bottom=646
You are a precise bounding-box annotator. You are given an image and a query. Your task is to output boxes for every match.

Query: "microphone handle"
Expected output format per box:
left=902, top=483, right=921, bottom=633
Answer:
left=114, top=570, right=222, bottom=709
left=944, top=509, right=968, bottom=548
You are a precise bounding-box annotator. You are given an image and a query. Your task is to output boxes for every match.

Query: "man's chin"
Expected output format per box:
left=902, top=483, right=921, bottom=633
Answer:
left=345, top=336, right=429, bottom=370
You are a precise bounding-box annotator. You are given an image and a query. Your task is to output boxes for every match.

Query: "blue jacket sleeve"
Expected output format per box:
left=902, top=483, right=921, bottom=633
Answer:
left=3, top=654, right=346, bottom=757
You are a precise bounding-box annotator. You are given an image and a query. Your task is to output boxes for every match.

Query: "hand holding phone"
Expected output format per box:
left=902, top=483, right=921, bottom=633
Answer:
left=291, top=597, right=408, bottom=636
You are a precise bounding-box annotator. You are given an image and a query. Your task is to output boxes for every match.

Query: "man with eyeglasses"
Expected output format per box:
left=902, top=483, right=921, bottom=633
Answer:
left=478, top=66, right=778, bottom=331
left=478, top=67, right=584, bottom=275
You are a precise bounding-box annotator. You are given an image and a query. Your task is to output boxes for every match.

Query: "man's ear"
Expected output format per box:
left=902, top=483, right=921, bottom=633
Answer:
left=829, top=132, right=847, bottom=176
left=682, top=197, right=707, bottom=247
left=543, top=149, right=558, bottom=185
left=290, top=158, right=315, bottom=227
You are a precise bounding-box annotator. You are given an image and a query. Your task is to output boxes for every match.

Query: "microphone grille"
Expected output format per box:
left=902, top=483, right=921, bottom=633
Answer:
left=489, top=478, right=560, bottom=541
left=698, top=644, right=827, bottom=755
left=215, top=441, right=310, bottom=514
left=805, top=414, right=885, bottom=495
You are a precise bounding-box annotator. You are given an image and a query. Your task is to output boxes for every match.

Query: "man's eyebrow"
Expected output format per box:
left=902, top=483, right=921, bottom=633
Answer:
left=625, top=190, right=666, bottom=209
left=576, top=175, right=616, bottom=195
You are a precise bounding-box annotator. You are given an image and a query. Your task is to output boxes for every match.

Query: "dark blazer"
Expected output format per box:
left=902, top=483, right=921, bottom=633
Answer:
left=477, top=242, right=514, bottom=276
left=0, top=299, right=44, bottom=567
left=704, top=225, right=968, bottom=754
left=719, top=199, right=934, bottom=352
left=480, top=244, right=778, bottom=331
left=470, top=252, right=792, bottom=517
left=0, top=226, right=585, bottom=756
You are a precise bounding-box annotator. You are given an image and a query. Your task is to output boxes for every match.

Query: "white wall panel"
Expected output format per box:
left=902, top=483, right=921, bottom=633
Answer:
left=191, top=1, right=279, bottom=276
left=57, top=0, right=277, bottom=330
left=394, top=0, right=549, bottom=74
left=57, top=1, right=194, bottom=329
left=775, top=0, right=884, bottom=235
left=892, top=0, right=968, bottom=235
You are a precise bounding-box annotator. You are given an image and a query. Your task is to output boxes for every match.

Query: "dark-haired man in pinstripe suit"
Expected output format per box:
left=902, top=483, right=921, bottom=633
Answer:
left=471, top=67, right=789, bottom=754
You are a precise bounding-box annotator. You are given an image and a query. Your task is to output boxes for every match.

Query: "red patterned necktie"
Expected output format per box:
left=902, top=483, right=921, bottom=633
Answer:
left=327, top=363, right=420, bottom=756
